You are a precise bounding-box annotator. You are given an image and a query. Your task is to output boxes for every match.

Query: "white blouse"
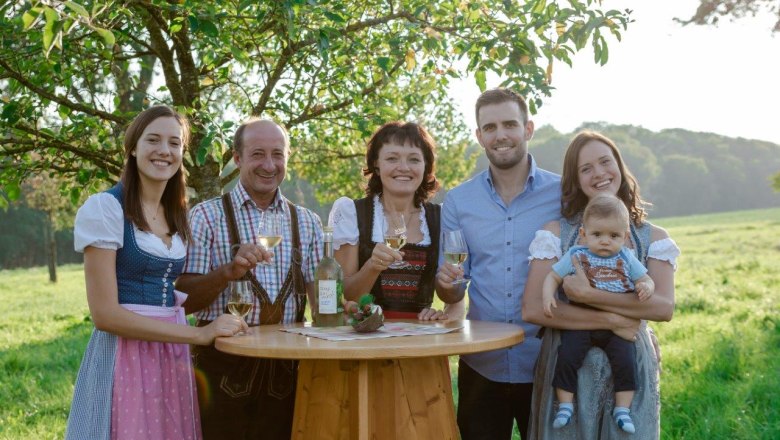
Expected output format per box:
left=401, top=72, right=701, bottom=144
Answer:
left=528, top=229, right=680, bottom=270
left=74, top=192, right=186, bottom=259
left=328, top=195, right=431, bottom=250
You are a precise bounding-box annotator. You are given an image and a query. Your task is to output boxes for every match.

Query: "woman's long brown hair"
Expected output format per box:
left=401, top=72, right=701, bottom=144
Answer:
left=120, top=105, right=192, bottom=242
left=561, top=130, right=648, bottom=226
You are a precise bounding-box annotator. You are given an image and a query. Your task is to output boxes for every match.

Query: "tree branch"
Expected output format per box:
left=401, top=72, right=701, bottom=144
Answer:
left=0, top=59, right=125, bottom=123
left=9, top=124, right=123, bottom=175
left=286, top=57, right=404, bottom=126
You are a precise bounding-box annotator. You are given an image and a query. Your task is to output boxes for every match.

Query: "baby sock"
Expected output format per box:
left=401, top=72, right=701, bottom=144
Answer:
left=613, top=406, right=635, bottom=434
left=553, top=402, right=574, bottom=429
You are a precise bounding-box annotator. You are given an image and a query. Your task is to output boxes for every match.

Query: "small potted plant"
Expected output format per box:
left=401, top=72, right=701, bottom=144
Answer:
left=344, top=294, right=384, bottom=332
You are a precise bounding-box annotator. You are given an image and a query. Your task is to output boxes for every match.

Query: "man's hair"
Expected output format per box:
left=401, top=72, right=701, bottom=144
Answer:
left=232, top=117, right=290, bottom=155
left=583, top=194, right=630, bottom=229
left=474, top=88, right=529, bottom=127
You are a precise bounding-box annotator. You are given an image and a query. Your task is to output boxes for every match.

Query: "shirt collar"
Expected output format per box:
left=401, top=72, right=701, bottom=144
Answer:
left=483, top=153, right=539, bottom=192
left=233, top=181, right=285, bottom=211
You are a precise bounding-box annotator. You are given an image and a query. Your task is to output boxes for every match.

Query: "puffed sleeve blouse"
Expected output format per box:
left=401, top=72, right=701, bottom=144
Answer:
left=528, top=229, right=680, bottom=270
left=74, top=192, right=186, bottom=259
left=328, top=195, right=431, bottom=250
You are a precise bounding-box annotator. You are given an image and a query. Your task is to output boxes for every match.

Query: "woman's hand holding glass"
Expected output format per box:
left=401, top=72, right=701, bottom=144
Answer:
left=200, top=313, right=248, bottom=343
left=226, top=280, right=253, bottom=336
left=370, top=242, right=403, bottom=271
left=383, top=211, right=408, bottom=269
left=442, top=230, right=470, bottom=285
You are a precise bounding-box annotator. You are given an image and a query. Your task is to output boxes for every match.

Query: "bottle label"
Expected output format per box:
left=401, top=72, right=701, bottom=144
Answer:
left=318, top=280, right=337, bottom=314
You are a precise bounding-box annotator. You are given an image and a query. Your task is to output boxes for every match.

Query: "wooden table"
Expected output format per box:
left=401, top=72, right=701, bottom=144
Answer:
left=216, top=319, right=523, bottom=440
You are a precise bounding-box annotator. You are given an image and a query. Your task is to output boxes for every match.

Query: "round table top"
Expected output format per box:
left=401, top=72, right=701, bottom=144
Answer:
left=215, top=319, right=524, bottom=360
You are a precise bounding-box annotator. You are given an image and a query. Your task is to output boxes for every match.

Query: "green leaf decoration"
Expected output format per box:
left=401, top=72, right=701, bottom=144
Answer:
left=358, top=293, right=375, bottom=309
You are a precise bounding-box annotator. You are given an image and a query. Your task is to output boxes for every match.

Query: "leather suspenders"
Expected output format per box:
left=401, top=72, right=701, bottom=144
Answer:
left=221, top=193, right=307, bottom=324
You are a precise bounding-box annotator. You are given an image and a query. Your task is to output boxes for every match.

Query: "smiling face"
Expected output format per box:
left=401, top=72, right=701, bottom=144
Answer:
left=576, top=140, right=623, bottom=200
left=234, top=121, right=288, bottom=207
left=132, top=116, right=184, bottom=186
left=475, top=100, right=534, bottom=171
left=580, top=215, right=628, bottom=257
left=375, top=141, right=425, bottom=198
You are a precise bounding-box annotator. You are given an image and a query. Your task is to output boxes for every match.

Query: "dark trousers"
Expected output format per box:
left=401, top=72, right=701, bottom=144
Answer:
left=553, top=329, right=637, bottom=393
left=192, top=344, right=297, bottom=440
left=457, top=360, right=533, bottom=440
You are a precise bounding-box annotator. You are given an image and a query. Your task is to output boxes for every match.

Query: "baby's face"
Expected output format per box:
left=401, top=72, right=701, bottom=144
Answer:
left=580, top=216, right=628, bottom=257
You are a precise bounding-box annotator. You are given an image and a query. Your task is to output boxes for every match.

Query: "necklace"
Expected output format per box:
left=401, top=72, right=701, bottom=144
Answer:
left=142, top=203, right=161, bottom=221
left=379, top=195, right=418, bottom=229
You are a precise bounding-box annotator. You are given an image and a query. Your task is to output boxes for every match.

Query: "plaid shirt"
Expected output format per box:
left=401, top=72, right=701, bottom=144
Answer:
left=183, top=182, right=323, bottom=324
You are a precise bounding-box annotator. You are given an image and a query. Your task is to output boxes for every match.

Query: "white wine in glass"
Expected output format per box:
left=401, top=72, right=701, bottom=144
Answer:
left=383, top=212, right=408, bottom=269
left=227, top=280, right=253, bottom=335
left=443, top=230, right=470, bottom=285
left=257, top=210, right=283, bottom=265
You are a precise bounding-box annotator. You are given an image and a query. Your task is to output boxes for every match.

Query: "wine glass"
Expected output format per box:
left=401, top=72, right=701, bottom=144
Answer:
left=227, top=280, right=253, bottom=335
left=257, top=210, right=283, bottom=265
left=442, top=230, right=469, bottom=285
left=383, top=211, right=408, bottom=269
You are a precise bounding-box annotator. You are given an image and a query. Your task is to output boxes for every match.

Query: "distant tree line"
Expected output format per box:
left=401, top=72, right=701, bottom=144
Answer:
left=0, top=204, right=82, bottom=270
left=2, top=122, right=779, bottom=270
left=528, top=123, right=780, bottom=217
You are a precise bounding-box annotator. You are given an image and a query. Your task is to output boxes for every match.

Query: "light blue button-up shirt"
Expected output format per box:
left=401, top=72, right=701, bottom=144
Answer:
left=442, top=155, right=561, bottom=383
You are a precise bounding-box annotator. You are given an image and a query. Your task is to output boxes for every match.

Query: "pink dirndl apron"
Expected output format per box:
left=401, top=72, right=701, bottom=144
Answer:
left=111, top=291, right=202, bottom=440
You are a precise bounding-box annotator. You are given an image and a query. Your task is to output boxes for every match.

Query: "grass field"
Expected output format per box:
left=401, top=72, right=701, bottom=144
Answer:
left=1, top=208, right=778, bottom=439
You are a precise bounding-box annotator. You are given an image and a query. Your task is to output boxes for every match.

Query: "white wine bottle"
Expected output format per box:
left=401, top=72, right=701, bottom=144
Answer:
left=314, top=226, right=344, bottom=326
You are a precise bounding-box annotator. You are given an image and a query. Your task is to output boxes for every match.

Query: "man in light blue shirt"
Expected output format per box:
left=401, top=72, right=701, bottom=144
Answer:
left=436, top=88, right=561, bottom=440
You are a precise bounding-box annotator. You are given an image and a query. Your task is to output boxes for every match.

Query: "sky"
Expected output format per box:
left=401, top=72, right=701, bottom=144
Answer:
left=449, top=0, right=780, bottom=145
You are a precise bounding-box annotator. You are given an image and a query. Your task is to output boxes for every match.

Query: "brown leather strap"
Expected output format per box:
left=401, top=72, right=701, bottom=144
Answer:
left=287, top=201, right=307, bottom=322
left=221, top=193, right=306, bottom=324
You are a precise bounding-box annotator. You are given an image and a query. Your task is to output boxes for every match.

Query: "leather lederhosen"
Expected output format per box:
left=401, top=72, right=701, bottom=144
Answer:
left=192, top=194, right=308, bottom=440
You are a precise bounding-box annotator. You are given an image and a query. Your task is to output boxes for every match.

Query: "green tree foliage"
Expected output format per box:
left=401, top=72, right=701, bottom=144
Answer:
left=0, top=0, right=630, bottom=204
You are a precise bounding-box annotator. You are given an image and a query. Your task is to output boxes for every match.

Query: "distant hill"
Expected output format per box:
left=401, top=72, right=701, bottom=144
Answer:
left=478, top=123, right=780, bottom=218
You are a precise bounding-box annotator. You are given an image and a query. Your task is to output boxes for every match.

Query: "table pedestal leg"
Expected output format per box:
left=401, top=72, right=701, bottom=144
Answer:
left=291, top=356, right=458, bottom=440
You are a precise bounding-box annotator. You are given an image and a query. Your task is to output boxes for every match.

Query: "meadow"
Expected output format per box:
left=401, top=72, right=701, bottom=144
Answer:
left=1, top=208, right=778, bottom=439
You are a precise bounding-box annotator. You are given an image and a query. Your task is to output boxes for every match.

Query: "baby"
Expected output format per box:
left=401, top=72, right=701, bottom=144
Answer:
left=542, top=194, right=654, bottom=434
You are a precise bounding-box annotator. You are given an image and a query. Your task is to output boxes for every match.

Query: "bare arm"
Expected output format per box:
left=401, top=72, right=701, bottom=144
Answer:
left=541, top=271, right=563, bottom=317
left=442, top=297, right=467, bottom=319
left=560, top=226, right=675, bottom=322
left=85, top=248, right=244, bottom=345
left=521, top=221, right=641, bottom=340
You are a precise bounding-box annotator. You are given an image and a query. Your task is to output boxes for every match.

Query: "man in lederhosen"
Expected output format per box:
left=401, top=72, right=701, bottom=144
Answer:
left=176, top=118, right=323, bottom=439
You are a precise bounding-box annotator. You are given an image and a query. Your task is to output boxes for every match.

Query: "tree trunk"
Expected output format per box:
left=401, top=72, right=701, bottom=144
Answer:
left=45, top=212, right=57, bottom=283
left=187, top=157, right=222, bottom=203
